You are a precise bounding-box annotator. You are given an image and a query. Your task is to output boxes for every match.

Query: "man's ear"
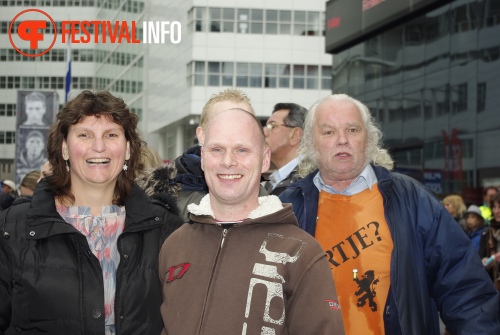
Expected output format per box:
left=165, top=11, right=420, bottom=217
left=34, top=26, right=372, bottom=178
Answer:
left=200, top=148, right=205, bottom=172
left=261, top=146, right=271, bottom=173
left=290, top=127, right=303, bottom=146
left=196, top=126, right=204, bottom=146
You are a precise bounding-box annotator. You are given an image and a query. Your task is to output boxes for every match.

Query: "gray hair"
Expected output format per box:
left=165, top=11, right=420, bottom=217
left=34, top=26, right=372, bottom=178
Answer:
left=272, top=103, right=307, bottom=129
left=298, top=94, right=394, bottom=176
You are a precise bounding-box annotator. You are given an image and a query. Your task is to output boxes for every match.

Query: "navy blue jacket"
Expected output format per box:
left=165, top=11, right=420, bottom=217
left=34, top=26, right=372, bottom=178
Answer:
left=280, top=165, right=500, bottom=335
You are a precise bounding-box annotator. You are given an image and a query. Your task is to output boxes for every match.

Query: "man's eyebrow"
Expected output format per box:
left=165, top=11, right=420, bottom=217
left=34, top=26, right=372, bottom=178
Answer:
left=346, top=122, right=362, bottom=128
left=318, top=123, right=333, bottom=128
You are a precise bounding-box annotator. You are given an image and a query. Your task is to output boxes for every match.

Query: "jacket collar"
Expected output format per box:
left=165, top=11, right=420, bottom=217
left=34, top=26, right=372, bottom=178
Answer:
left=188, top=194, right=284, bottom=219
left=25, top=180, right=161, bottom=239
left=292, top=165, right=392, bottom=192
left=188, top=197, right=298, bottom=227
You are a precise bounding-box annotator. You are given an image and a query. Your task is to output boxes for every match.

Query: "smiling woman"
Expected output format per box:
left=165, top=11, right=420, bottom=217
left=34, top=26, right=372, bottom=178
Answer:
left=0, top=90, right=184, bottom=334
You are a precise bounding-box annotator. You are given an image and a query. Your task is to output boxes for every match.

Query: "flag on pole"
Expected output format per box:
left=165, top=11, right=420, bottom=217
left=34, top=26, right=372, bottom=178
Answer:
left=64, top=39, right=72, bottom=103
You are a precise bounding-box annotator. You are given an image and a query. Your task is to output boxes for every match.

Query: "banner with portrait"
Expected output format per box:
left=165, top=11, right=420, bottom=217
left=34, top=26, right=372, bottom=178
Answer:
left=15, top=90, right=58, bottom=187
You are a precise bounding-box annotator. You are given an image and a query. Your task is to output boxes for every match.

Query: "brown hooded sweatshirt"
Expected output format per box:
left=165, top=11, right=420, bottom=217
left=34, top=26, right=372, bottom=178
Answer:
left=159, top=195, right=345, bottom=335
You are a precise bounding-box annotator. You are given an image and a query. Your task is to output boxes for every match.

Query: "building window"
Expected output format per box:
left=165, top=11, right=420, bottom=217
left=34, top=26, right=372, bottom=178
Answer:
left=190, top=61, right=330, bottom=91
left=265, top=10, right=278, bottom=34
left=194, top=7, right=206, bottom=32
left=294, top=11, right=306, bottom=36
left=306, top=65, right=319, bottom=89
left=279, top=10, right=292, bottom=34
left=236, top=62, right=249, bottom=86
left=209, top=7, right=222, bottom=32
left=5, top=131, right=15, bottom=144
left=322, top=66, right=332, bottom=90
left=249, top=63, right=262, bottom=87
left=451, top=83, right=467, bottom=114
left=7, top=103, right=15, bottom=117
left=250, top=9, right=263, bottom=34
left=221, top=62, right=233, bottom=86
left=293, top=65, right=305, bottom=89
left=222, top=8, right=235, bottom=32
left=188, top=8, right=324, bottom=36
left=477, top=82, right=486, bottom=113
left=194, top=61, right=205, bottom=85
left=237, top=8, right=250, bottom=34
left=208, top=61, right=220, bottom=86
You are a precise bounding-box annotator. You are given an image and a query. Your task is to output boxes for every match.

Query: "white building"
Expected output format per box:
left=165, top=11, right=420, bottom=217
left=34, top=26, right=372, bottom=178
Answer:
left=0, top=0, right=331, bottom=180
left=145, top=0, right=332, bottom=159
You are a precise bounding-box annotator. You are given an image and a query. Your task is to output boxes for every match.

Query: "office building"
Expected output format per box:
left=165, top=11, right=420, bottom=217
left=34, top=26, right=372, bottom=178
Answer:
left=325, top=0, right=500, bottom=199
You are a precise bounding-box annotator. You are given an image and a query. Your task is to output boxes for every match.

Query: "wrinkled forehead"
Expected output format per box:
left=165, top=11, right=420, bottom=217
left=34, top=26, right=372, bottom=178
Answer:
left=209, top=101, right=252, bottom=119
left=205, top=109, right=264, bottom=145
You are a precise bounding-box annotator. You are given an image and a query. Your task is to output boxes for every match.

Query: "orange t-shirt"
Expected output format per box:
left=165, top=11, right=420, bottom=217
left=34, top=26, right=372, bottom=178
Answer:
left=315, top=184, right=393, bottom=335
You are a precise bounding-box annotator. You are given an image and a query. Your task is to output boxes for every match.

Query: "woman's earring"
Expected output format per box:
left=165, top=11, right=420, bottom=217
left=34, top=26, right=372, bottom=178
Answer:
left=123, top=161, right=128, bottom=171
left=65, top=160, right=70, bottom=172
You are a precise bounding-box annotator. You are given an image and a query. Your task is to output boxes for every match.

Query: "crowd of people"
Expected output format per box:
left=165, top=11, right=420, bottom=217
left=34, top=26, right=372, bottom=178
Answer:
left=442, top=187, right=500, bottom=283
left=0, top=89, right=499, bottom=334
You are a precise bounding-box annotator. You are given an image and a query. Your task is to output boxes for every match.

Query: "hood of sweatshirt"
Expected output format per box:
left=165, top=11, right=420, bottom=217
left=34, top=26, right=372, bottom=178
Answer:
left=187, top=194, right=299, bottom=227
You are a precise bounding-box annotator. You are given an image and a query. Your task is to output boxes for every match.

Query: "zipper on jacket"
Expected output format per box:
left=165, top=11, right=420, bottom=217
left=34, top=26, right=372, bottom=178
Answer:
left=220, top=228, right=228, bottom=247
left=197, top=226, right=230, bottom=334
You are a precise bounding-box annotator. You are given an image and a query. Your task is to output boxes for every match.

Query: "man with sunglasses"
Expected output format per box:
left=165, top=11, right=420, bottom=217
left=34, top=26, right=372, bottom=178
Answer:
left=263, top=103, right=307, bottom=195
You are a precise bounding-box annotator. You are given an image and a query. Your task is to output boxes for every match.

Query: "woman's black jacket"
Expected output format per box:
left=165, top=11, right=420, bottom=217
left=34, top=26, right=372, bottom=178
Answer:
left=0, top=180, right=183, bottom=334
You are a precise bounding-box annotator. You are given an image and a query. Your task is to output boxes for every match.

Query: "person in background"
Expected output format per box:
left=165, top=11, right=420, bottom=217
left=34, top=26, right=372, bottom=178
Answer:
left=173, top=88, right=261, bottom=222
left=0, top=171, right=42, bottom=212
left=465, top=205, right=489, bottom=253
left=480, top=186, right=498, bottom=224
left=0, top=90, right=184, bottom=334
left=442, top=194, right=467, bottom=230
left=18, top=170, right=41, bottom=197
left=262, top=102, right=307, bottom=196
left=0, top=180, right=17, bottom=211
left=136, top=146, right=181, bottom=218
left=159, top=108, right=345, bottom=335
left=279, top=93, right=500, bottom=334
left=38, top=160, right=53, bottom=183
left=140, top=146, right=163, bottom=171
left=487, top=193, right=500, bottom=292
left=22, top=91, right=47, bottom=126
left=1, top=180, right=15, bottom=196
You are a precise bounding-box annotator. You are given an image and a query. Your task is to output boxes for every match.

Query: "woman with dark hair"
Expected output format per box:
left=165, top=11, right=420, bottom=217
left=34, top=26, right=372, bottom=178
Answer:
left=0, top=90, right=183, bottom=334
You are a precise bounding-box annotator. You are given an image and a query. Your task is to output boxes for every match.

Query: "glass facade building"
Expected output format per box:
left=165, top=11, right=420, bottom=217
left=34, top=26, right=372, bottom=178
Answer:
left=330, top=0, right=500, bottom=200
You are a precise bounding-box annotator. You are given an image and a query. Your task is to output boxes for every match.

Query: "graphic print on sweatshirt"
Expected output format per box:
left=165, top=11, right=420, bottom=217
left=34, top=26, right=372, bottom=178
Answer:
left=241, top=233, right=306, bottom=335
left=315, top=184, right=393, bottom=335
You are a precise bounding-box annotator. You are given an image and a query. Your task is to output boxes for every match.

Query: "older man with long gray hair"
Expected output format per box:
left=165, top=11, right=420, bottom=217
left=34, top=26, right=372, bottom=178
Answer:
left=280, top=93, right=500, bottom=335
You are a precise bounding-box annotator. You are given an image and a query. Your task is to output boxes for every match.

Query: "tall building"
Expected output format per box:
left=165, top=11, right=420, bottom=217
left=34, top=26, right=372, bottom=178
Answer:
left=145, top=0, right=332, bottom=159
left=1, top=0, right=332, bottom=181
left=325, top=0, right=500, bottom=201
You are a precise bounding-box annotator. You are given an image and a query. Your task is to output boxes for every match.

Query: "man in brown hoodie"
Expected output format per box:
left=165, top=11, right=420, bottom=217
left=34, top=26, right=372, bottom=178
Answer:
left=159, top=107, right=345, bottom=334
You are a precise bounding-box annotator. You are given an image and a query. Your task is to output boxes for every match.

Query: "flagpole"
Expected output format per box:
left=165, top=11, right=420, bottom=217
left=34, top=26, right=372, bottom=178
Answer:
left=64, top=35, right=71, bottom=103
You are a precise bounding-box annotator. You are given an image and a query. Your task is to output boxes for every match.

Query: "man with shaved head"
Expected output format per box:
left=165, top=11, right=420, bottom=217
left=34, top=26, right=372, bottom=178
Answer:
left=173, top=88, right=259, bottom=222
left=158, top=107, right=345, bottom=335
